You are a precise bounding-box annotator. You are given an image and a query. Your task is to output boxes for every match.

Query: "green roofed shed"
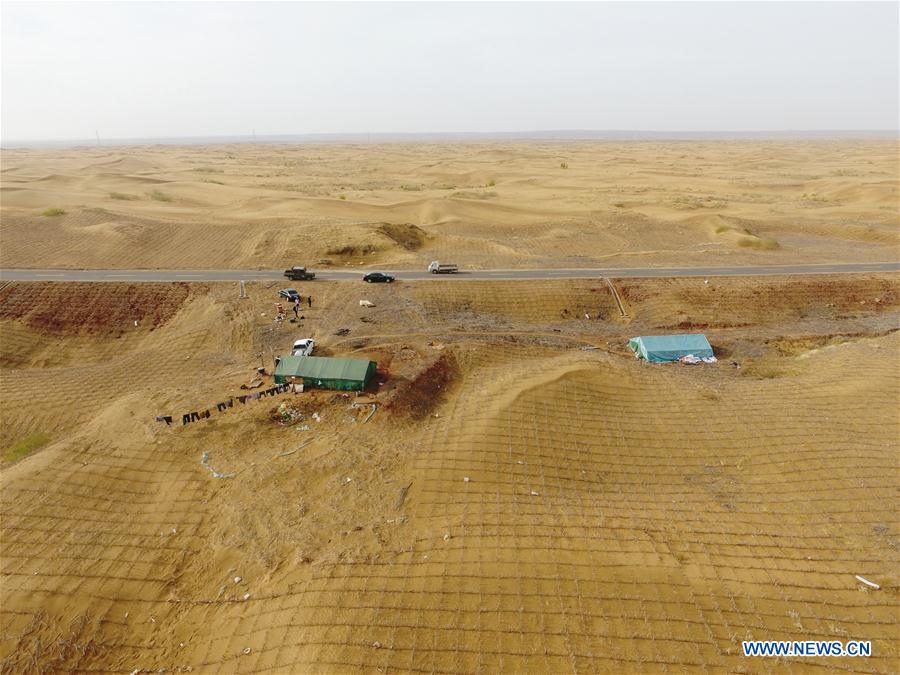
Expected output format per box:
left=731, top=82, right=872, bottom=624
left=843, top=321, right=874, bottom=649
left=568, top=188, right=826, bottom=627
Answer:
left=274, top=355, right=377, bottom=390
left=628, top=334, right=713, bottom=363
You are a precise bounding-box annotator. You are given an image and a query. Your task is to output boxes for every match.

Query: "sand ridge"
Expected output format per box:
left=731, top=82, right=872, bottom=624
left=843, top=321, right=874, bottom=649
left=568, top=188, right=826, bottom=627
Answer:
left=1, top=141, right=897, bottom=270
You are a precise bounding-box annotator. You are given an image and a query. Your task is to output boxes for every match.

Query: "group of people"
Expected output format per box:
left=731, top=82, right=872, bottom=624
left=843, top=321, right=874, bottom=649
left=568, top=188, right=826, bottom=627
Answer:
left=274, top=295, right=313, bottom=326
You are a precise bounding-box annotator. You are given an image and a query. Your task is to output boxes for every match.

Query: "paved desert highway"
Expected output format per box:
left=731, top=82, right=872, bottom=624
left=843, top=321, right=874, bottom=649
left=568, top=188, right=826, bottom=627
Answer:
left=1, top=262, right=898, bottom=282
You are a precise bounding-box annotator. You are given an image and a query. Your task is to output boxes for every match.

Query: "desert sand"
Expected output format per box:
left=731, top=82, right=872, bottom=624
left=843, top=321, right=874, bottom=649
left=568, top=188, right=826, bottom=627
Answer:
left=1, top=141, right=897, bottom=270
left=0, top=142, right=898, bottom=673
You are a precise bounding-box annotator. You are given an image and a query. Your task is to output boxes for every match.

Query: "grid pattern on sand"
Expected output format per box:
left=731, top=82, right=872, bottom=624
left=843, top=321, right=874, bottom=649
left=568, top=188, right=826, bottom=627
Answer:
left=0, top=319, right=897, bottom=672
left=141, top=338, right=896, bottom=673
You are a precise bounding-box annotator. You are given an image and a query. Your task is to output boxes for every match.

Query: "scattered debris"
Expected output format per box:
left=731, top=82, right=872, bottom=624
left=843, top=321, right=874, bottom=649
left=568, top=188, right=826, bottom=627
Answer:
left=242, top=648, right=251, bottom=655
left=273, top=402, right=306, bottom=426
left=335, top=328, right=351, bottom=336
left=241, top=378, right=263, bottom=390
left=276, top=439, right=314, bottom=458
left=443, top=533, right=451, bottom=541
left=679, top=355, right=702, bottom=365
left=242, top=593, right=251, bottom=601
left=350, top=402, right=377, bottom=423
left=359, top=300, right=375, bottom=308
left=855, top=575, right=880, bottom=590
left=530, top=490, right=540, bottom=496
left=234, top=576, right=241, bottom=584
left=200, top=452, right=235, bottom=479
left=343, top=477, right=352, bottom=485
left=395, top=482, right=412, bottom=510
left=463, top=476, right=470, bottom=483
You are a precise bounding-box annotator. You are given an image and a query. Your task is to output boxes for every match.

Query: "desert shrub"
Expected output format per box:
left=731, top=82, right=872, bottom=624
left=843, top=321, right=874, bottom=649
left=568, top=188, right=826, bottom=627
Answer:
left=4, top=432, right=50, bottom=462
left=326, top=244, right=379, bottom=256
left=149, top=190, right=172, bottom=202
left=400, top=184, right=422, bottom=191
left=41, top=207, right=65, bottom=217
left=737, top=236, right=780, bottom=250
left=560, top=162, right=569, bottom=169
left=377, top=223, right=427, bottom=250
left=109, top=192, right=138, bottom=200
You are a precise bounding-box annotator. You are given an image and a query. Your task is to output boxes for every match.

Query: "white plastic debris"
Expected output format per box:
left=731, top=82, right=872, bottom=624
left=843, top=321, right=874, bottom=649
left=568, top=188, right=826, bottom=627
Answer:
left=855, top=575, right=880, bottom=590
left=463, top=476, right=470, bottom=483
left=243, top=593, right=251, bottom=601
left=530, top=490, right=540, bottom=496
left=242, top=648, right=251, bottom=655
left=359, top=300, right=375, bottom=307
left=234, top=576, right=241, bottom=584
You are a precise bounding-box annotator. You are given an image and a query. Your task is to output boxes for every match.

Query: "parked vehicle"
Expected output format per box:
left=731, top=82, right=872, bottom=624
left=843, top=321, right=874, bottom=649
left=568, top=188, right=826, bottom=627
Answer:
left=279, top=288, right=301, bottom=302
left=291, top=338, right=315, bottom=357
left=427, top=260, right=459, bottom=274
left=284, top=266, right=316, bottom=281
left=363, top=272, right=395, bottom=283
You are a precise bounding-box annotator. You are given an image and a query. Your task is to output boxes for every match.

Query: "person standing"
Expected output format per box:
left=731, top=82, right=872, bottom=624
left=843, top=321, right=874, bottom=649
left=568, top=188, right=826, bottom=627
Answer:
left=307, top=295, right=312, bottom=309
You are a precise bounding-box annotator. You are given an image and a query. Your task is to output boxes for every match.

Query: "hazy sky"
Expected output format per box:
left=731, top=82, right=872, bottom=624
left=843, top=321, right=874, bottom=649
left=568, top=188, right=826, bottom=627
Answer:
left=2, top=1, right=898, bottom=141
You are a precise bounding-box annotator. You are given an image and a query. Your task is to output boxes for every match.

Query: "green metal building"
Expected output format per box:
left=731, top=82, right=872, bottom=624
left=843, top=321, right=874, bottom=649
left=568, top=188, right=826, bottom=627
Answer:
left=274, top=355, right=377, bottom=391
left=627, top=334, right=714, bottom=362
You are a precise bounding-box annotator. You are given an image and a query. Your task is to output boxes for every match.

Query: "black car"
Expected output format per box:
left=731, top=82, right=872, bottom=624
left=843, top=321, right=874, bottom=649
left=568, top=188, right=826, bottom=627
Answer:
left=279, top=288, right=301, bottom=302
left=363, top=272, right=395, bottom=283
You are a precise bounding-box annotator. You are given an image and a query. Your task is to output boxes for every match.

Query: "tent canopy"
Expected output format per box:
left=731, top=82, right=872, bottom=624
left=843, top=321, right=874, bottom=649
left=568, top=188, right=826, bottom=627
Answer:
left=274, top=355, right=376, bottom=389
left=628, top=334, right=713, bottom=363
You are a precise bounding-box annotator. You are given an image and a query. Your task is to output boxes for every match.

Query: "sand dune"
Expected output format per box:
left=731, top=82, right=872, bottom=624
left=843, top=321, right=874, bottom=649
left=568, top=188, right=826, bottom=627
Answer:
left=1, top=141, right=897, bottom=270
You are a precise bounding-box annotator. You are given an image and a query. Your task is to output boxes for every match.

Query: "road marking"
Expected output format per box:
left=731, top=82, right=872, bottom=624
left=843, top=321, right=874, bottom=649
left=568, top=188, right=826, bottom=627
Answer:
left=106, top=274, right=136, bottom=278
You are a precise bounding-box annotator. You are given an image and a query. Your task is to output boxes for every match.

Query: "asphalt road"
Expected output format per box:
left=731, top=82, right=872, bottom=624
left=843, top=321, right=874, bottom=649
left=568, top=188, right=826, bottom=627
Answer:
left=0, top=262, right=898, bottom=283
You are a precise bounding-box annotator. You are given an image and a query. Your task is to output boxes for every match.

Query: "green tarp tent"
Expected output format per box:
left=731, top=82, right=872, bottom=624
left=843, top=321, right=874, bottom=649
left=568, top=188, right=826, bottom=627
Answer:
left=274, top=355, right=377, bottom=390
left=628, top=334, right=714, bottom=363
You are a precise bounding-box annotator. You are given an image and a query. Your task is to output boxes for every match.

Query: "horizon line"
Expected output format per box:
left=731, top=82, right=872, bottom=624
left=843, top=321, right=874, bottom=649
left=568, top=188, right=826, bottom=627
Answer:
left=3, top=128, right=898, bottom=148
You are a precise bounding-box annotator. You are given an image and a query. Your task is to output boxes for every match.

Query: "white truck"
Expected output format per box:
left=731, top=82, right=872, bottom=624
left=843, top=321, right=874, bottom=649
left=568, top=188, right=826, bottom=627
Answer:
left=291, top=339, right=315, bottom=357
left=427, top=260, right=459, bottom=274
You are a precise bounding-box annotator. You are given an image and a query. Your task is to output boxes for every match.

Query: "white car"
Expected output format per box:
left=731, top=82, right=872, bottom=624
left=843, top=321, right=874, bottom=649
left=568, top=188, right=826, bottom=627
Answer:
left=291, top=339, right=315, bottom=357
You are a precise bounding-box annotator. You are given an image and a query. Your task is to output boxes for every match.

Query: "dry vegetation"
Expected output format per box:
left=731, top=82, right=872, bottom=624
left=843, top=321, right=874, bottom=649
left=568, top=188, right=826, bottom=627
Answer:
left=1, top=271, right=898, bottom=672
left=1, top=141, right=897, bottom=270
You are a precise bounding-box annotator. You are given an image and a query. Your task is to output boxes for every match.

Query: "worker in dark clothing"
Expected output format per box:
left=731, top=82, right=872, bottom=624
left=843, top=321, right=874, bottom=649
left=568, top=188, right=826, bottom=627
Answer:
left=307, top=295, right=312, bottom=309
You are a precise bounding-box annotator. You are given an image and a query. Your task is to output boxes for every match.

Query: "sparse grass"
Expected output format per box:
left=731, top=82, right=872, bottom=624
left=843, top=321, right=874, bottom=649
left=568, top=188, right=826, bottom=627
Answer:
left=41, top=208, right=66, bottom=217
left=560, top=162, right=569, bottom=169
left=109, top=192, right=139, bottom=200
left=400, top=184, right=422, bottom=191
left=339, top=194, right=347, bottom=200
left=4, top=432, right=50, bottom=462
left=149, top=190, right=172, bottom=202
left=451, top=190, right=497, bottom=200
left=202, top=179, right=225, bottom=185
left=194, top=167, right=224, bottom=173
left=737, top=236, right=780, bottom=250
left=715, top=225, right=732, bottom=234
